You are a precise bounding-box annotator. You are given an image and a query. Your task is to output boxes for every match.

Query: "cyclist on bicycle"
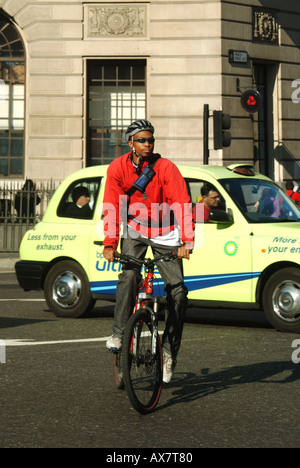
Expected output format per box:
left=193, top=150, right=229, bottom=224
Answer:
left=103, top=119, right=194, bottom=383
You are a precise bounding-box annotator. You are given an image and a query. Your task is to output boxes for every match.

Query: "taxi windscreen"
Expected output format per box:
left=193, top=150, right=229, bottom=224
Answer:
left=219, top=178, right=300, bottom=223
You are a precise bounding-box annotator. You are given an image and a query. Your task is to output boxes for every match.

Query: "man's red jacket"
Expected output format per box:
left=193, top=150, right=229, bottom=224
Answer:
left=103, top=152, right=194, bottom=250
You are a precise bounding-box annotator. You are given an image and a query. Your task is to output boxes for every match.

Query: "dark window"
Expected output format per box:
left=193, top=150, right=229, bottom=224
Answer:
left=219, top=178, right=300, bottom=223
left=57, top=177, right=102, bottom=220
left=87, top=60, right=146, bottom=166
left=185, top=178, right=226, bottom=223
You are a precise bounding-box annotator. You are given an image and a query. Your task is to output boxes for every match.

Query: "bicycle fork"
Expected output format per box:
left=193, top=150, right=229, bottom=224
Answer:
left=151, top=297, right=159, bottom=356
left=132, top=295, right=159, bottom=360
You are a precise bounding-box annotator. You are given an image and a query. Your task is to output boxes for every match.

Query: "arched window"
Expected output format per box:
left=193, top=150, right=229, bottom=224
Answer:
left=0, top=12, right=25, bottom=177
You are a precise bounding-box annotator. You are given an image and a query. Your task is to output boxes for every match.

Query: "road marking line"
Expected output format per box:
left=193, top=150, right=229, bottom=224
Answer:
left=0, top=299, right=45, bottom=302
left=4, top=331, right=163, bottom=347
left=5, top=337, right=111, bottom=347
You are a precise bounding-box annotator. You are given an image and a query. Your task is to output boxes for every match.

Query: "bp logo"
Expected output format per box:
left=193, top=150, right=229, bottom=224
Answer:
left=224, top=241, right=238, bottom=256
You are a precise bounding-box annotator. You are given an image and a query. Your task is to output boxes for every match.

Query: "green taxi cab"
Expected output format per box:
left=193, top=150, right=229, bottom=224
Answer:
left=15, top=164, right=300, bottom=333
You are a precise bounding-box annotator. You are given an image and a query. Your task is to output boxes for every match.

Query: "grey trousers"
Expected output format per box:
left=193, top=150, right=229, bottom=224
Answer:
left=112, top=229, right=188, bottom=360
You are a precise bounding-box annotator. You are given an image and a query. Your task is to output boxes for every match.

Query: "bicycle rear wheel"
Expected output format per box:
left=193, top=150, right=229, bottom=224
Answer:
left=122, top=307, right=162, bottom=414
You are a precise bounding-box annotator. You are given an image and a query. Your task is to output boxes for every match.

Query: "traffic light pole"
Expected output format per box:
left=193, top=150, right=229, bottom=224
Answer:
left=203, top=104, right=209, bottom=164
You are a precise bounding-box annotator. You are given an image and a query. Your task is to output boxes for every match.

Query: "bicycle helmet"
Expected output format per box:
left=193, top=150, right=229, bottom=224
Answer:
left=125, top=119, right=154, bottom=142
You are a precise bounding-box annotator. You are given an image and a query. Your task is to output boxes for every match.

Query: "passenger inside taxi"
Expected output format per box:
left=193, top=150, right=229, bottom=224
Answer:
left=65, top=186, right=93, bottom=217
left=193, top=184, right=221, bottom=222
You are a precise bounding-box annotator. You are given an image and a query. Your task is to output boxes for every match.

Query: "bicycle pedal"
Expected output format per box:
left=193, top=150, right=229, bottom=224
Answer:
left=110, top=347, right=121, bottom=354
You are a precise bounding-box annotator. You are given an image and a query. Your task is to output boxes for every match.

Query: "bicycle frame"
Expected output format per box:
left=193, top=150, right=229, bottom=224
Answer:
left=134, top=268, right=159, bottom=358
left=114, top=250, right=176, bottom=320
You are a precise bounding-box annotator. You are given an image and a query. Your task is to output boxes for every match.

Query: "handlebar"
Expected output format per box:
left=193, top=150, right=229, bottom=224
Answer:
left=113, top=251, right=177, bottom=269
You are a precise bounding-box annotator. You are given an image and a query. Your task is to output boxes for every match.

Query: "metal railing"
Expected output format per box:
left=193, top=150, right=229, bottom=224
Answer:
left=0, top=180, right=58, bottom=252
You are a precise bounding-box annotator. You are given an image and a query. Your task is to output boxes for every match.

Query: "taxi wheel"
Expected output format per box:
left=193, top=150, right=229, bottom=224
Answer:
left=263, top=267, right=300, bottom=333
left=44, top=260, right=96, bottom=318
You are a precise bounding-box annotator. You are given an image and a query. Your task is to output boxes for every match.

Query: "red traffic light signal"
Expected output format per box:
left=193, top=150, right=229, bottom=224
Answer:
left=241, top=89, right=263, bottom=113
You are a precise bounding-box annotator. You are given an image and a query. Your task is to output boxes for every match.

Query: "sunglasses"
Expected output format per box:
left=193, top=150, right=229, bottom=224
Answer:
left=133, top=137, right=155, bottom=144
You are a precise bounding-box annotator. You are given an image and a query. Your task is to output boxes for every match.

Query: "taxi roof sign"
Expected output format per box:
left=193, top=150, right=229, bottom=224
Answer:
left=227, top=164, right=255, bottom=176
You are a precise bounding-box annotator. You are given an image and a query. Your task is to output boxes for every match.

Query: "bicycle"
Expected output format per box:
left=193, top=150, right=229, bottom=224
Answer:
left=112, top=250, right=177, bottom=414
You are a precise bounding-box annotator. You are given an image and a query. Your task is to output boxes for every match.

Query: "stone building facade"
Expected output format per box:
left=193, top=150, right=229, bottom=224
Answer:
left=0, top=0, right=300, bottom=184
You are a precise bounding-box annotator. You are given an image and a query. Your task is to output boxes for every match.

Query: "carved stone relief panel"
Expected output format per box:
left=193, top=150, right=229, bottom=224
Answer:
left=253, top=8, right=278, bottom=44
left=85, top=4, right=147, bottom=38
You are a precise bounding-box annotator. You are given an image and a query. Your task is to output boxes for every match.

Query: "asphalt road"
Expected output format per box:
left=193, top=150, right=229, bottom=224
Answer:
left=0, top=272, right=299, bottom=449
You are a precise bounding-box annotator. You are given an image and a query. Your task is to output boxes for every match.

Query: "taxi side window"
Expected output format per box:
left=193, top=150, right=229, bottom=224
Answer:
left=185, top=179, right=204, bottom=205
left=57, top=177, right=102, bottom=219
left=185, top=178, right=225, bottom=223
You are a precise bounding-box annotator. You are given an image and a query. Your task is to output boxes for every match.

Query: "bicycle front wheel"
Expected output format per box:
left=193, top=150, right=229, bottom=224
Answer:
left=122, top=308, right=163, bottom=414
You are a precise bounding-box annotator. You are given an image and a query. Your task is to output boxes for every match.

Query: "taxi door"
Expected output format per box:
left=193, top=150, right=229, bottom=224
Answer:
left=184, top=179, right=255, bottom=304
left=89, top=174, right=122, bottom=298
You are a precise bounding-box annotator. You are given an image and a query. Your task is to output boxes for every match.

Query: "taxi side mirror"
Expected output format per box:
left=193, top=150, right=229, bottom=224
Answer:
left=209, top=209, right=233, bottom=224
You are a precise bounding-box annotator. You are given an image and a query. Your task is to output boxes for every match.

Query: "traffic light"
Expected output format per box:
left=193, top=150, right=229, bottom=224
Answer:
left=241, top=89, right=263, bottom=113
left=213, top=111, right=231, bottom=150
